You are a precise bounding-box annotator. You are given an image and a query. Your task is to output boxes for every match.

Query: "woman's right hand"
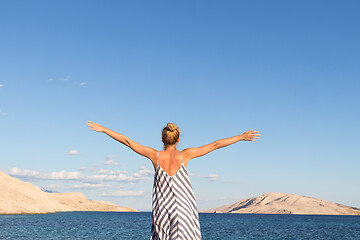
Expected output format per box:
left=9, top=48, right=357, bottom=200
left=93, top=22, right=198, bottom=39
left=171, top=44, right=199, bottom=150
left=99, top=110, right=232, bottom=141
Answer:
left=86, top=121, right=106, bottom=132
left=241, top=129, right=260, bottom=141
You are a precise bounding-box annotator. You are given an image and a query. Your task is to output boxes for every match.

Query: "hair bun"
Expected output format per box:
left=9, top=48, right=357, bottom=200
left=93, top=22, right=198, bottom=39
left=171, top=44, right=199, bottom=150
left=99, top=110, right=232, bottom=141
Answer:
left=166, top=123, right=180, bottom=133
left=162, top=123, right=181, bottom=147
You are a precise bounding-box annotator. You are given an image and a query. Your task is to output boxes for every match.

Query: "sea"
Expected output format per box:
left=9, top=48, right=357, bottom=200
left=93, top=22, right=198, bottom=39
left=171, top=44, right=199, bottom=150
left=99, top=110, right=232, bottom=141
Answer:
left=0, top=212, right=359, bottom=240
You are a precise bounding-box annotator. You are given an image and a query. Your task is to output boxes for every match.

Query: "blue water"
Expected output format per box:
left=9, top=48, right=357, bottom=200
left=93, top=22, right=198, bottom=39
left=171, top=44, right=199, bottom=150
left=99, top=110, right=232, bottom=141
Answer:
left=0, top=212, right=359, bottom=240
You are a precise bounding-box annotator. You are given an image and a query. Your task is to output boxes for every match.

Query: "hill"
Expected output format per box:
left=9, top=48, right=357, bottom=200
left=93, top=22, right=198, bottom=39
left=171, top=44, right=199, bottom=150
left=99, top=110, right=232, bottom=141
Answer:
left=201, top=192, right=360, bottom=215
left=0, top=170, right=137, bottom=214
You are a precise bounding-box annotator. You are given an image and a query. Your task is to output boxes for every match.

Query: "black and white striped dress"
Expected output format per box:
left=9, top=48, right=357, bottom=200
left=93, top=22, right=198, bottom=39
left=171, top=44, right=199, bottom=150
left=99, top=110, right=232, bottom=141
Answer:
left=151, top=151, right=201, bottom=240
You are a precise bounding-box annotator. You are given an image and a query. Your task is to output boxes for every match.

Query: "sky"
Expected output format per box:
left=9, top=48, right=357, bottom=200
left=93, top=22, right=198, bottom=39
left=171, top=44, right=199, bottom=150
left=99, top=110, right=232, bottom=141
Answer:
left=0, top=0, right=359, bottom=212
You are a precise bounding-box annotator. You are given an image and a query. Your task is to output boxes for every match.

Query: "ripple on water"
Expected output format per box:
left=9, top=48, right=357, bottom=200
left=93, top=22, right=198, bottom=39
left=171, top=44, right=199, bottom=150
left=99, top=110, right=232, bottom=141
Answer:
left=0, top=212, right=359, bottom=240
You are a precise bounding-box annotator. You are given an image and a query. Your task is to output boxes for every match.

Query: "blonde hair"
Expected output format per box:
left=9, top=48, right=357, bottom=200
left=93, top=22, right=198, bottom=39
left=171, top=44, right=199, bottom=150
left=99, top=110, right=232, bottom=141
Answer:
left=162, top=123, right=181, bottom=147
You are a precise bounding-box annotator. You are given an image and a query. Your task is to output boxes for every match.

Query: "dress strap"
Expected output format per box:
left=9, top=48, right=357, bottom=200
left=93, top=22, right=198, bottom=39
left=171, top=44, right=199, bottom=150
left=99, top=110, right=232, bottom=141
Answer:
left=180, top=151, right=183, bottom=164
left=157, top=151, right=159, bottom=166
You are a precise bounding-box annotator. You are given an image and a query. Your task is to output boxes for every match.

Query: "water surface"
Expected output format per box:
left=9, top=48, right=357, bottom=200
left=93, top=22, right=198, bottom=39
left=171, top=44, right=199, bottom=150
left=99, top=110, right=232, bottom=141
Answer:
left=0, top=212, right=359, bottom=239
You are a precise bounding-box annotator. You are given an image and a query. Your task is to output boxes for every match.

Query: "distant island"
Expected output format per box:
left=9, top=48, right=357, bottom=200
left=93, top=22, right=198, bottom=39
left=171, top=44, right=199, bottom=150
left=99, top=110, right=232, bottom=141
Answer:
left=0, top=170, right=137, bottom=215
left=201, top=192, right=360, bottom=215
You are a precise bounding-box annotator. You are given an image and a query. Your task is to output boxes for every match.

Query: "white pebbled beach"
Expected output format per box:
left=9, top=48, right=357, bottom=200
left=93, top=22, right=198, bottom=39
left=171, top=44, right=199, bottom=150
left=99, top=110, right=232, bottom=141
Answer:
left=201, top=192, right=360, bottom=215
left=0, top=170, right=137, bottom=215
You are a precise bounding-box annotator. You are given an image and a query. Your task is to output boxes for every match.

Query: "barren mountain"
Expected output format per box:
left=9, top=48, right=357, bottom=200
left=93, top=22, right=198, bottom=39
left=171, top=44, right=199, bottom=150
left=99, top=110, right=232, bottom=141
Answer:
left=0, top=170, right=137, bottom=214
left=201, top=192, right=360, bottom=215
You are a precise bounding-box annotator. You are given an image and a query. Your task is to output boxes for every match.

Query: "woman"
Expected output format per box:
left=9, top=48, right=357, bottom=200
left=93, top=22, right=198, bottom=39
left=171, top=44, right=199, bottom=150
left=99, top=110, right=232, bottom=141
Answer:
left=86, top=121, right=260, bottom=240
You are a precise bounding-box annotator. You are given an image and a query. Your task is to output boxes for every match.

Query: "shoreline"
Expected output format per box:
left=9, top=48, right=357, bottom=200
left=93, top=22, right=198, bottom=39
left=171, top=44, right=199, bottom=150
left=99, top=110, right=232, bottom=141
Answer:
left=2, top=211, right=360, bottom=216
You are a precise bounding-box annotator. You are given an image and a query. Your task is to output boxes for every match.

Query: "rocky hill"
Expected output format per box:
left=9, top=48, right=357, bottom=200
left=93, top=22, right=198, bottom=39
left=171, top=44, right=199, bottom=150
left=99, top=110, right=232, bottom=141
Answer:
left=0, top=170, right=137, bottom=214
left=201, top=192, right=360, bottom=215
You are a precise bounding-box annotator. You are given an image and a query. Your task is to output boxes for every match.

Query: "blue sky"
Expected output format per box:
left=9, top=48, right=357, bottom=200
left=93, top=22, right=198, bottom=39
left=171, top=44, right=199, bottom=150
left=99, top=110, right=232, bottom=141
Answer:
left=0, top=0, right=359, bottom=211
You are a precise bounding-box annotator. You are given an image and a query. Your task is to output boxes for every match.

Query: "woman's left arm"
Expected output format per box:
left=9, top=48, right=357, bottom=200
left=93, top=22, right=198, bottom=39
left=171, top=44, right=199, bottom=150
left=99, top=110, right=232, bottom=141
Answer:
left=86, top=121, right=157, bottom=162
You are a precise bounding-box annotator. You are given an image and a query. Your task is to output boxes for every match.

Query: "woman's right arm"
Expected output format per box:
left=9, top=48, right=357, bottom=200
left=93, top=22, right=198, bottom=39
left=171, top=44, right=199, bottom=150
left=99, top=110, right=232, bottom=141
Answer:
left=86, top=121, right=158, bottom=166
left=181, top=130, right=260, bottom=166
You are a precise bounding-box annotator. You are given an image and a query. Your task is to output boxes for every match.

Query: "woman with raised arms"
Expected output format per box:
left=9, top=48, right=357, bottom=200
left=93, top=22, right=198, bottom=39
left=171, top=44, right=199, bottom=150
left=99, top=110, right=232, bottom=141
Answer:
left=86, top=121, right=260, bottom=240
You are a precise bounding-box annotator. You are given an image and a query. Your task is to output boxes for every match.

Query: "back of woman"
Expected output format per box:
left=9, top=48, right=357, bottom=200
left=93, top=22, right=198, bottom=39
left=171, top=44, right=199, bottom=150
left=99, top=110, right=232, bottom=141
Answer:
left=86, top=121, right=260, bottom=240
left=156, top=150, right=184, bottom=174
left=152, top=149, right=201, bottom=239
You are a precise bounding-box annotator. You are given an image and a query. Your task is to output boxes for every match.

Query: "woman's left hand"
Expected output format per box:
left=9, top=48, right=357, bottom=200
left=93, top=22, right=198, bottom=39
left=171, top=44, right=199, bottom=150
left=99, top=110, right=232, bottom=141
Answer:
left=241, top=129, right=260, bottom=141
left=86, top=121, right=106, bottom=132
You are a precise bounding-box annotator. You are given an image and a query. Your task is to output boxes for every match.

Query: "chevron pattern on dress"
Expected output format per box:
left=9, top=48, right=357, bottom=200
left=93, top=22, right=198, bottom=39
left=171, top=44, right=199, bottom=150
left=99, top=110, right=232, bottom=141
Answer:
left=151, top=151, right=201, bottom=240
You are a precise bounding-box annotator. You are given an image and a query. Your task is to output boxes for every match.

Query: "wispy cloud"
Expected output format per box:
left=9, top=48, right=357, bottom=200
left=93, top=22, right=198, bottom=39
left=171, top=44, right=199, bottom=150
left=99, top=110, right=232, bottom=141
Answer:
left=97, top=169, right=112, bottom=174
left=134, top=165, right=153, bottom=178
left=85, top=173, right=136, bottom=183
left=104, top=156, right=120, bottom=166
left=104, top=159, right=120, bottom=166
left=71, top=183, right=104, bottom=189
left=68, top=150, right=80, bottom=155
left=188, top=172, right=219, bottom=181
left=188, top=172, right=201, bottom=178
left=0, top=109, right=7, bottom=116
left=78, top=165, right=100, bottom=172
left=97, top=169, right=128, bottom=175
left=101, top=190, right=145, bottom=197
left=47, top=76, right=88, bottom=89
left=41, top=184, right=59, bottom=189
left=206, top=174, right=220, bottom=181
left=8, top=168, right=82, bottom=180
left=8, top=166, right=153, bottom=184
left=0, top=84, right=3, bottom=87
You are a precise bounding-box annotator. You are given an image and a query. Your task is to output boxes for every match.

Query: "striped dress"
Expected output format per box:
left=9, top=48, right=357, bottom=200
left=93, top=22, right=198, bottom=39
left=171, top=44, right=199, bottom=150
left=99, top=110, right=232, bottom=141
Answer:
left=151, top=151, right=201, bottom=240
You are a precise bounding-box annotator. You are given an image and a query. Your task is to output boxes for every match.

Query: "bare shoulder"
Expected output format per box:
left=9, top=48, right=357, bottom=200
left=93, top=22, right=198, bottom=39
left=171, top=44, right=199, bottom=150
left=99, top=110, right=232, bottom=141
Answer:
left=181, top=147, right=207, bottom=166
left=143, top=147, right=158, bottom=171
left=181, top=148, right=195, bottom=158
left=181, top=142, right=217, bottom=165
left=180, top=148, right=192, bottom=167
